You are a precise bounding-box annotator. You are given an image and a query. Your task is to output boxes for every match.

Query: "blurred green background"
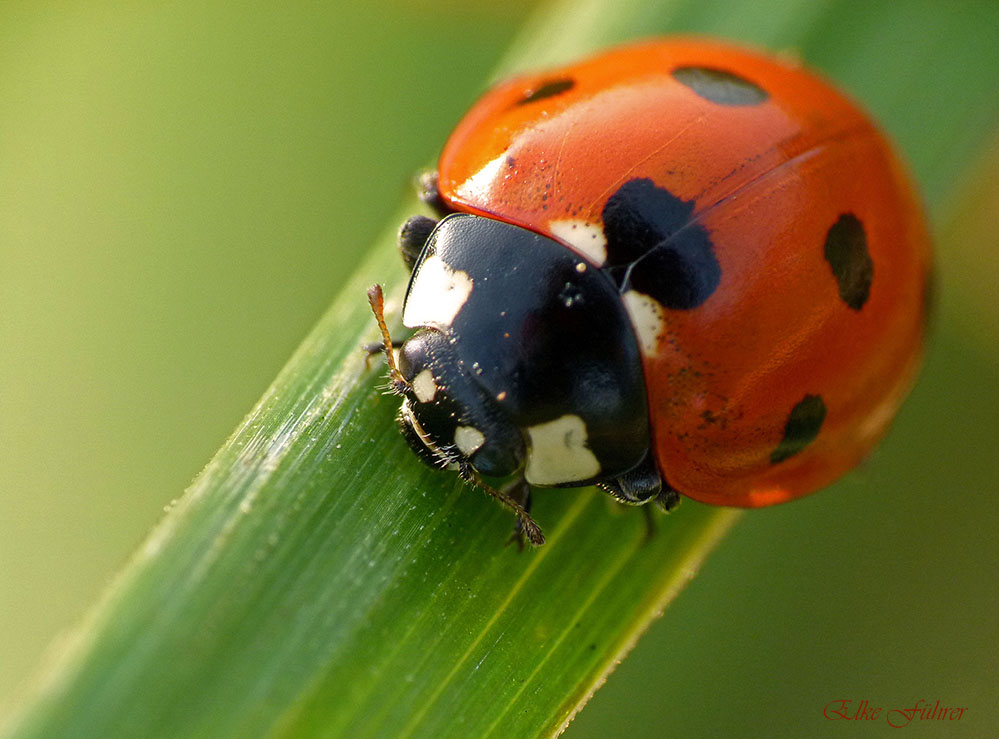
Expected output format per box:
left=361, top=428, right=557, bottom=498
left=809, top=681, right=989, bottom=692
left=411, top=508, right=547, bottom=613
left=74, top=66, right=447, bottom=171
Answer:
left=1, top=1, right=996, bottom=736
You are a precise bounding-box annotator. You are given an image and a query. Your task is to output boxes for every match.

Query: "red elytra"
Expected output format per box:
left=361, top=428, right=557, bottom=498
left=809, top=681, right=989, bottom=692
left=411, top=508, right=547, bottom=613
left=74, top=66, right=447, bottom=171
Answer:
left=433, top=38, right=930, bottom=507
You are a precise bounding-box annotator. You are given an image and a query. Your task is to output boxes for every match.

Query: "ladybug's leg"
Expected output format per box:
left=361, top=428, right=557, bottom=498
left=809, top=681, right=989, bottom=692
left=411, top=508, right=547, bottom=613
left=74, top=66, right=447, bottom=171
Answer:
left=460, top=468, right=544, bottom=547
left=416, top=170, right=450, bottom=217
left=654, top=486, right=681, bottom=513
left=642, top=505, right=657, bottom=542
left=362, top=340, right=387, bottom=366
left=599, top=451, right=680, bottom=539
left=598, top=450, right=663, bottom=505
left=502, top=476, right=534, bottom=551
left=640, top=486, right=681, bottom=542
left=398, top=215, right=438, bottom=271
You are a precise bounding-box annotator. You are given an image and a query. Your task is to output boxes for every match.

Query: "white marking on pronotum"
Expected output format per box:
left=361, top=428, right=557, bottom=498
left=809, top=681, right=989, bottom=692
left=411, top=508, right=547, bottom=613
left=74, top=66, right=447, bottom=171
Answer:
left=548, top=219, right=608, bottom=266
left=402, top=254, right=474, bottom=329
left=622, top=289, right=665, bottom=357
left=524, top=414, right=601, bottom=486
left=411, top=369, right=437, bottom=403
left=454, top=426, right=486, bottom=456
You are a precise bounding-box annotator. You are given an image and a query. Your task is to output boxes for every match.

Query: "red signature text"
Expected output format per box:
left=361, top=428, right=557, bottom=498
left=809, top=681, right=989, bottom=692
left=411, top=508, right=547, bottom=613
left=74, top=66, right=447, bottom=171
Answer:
left=824, top=699, right=968, bottom=727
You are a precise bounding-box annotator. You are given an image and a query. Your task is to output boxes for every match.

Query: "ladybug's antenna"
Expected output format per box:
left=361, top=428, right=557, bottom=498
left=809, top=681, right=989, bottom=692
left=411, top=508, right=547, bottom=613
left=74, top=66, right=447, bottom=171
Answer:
left=367, top=284, right=409, bottom=394
left=464, top=467, right=545, bottom=546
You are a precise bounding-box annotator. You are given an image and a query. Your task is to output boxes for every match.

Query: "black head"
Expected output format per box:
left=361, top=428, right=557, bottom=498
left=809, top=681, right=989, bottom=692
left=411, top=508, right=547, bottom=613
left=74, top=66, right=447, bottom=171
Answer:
left=395, top=327, right=526, bottom=477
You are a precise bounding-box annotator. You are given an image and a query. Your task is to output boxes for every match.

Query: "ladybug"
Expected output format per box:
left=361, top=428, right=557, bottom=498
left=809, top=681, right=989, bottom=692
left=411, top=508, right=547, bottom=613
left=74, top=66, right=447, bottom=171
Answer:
left=368, top=38, right=930, bottom=546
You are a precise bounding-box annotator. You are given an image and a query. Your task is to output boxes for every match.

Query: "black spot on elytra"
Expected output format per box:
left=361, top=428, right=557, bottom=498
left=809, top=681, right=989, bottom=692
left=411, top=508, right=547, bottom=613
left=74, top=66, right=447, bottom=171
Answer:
left=672, top=66, right=768, bottom=106
left=601, top=178, right=720, bottom=309
left=770, top=395, right=826, bottom=464
left=517, top=77, right=574, bottom=105
left=824, top=213, right=873, bottom=310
